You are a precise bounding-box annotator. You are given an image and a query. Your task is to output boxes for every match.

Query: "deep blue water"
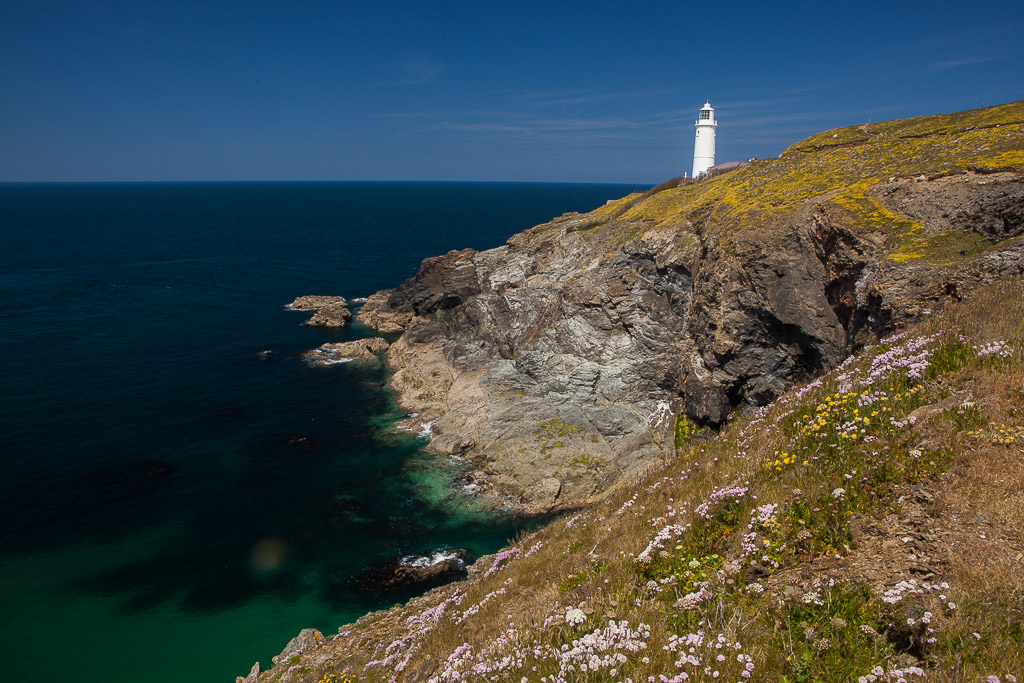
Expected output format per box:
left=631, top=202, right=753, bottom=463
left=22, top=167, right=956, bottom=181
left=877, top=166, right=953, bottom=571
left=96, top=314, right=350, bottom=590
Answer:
left=0, top=181, right=645, bottom=682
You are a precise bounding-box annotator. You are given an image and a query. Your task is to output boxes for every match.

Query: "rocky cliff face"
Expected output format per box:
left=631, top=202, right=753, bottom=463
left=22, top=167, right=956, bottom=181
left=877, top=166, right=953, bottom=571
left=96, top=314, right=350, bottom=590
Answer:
left=358, top=102, right=1024, bottom=514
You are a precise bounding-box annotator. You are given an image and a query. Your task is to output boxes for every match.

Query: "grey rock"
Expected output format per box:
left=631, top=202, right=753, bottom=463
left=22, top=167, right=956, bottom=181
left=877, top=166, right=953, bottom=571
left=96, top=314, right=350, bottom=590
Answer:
left=523, top=477, right=562, bottom=514
left=356, top=548, right=474, bottom=594
left=354, top=169, right=1024, bottom=513
left=303, top=338, right=390, bottom=366
left=287, top=295, right=353, bottom=327
left=272, top=628, right=323, bottom=666
left=237, top=662, right=260, bottom=683
left=287, top=295, right=348, bottom=310
left=306, top=304, right=353, bottom=327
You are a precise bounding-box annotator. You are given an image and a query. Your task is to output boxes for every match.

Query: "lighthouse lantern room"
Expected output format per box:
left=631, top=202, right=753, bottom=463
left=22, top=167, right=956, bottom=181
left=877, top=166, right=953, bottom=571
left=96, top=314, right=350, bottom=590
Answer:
left=691, top=101, right=717, bottom=178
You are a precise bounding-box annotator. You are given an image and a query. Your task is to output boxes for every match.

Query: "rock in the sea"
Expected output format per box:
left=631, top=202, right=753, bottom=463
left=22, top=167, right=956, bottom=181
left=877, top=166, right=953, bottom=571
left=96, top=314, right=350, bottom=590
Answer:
left=303, top=338, right=390, bottom=366
left=355, top=548, right=474, bottom=594
left=287, top=295, right=348, bottom=310
left=286, top=295, right=352, bottom=327
left=307, top=305, right=353, bottom=327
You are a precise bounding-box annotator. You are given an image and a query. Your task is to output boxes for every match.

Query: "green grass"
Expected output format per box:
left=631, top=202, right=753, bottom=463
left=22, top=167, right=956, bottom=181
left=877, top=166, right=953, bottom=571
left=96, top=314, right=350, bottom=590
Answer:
left=587, top=101, right=1024, bottom=265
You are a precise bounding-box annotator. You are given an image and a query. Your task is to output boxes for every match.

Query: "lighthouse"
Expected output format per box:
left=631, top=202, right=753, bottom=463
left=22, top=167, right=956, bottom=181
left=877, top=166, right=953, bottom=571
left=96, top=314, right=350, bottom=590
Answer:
left=691, top=101, right=717, bottom=178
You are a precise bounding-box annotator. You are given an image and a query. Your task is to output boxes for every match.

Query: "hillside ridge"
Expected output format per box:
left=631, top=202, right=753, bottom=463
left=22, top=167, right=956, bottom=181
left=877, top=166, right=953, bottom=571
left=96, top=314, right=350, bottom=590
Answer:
left=246, top=275, right=1024, bottom=683
left=242, top=102, right=1024, bottom=683
left=356, top=101, right=1024, bottom=514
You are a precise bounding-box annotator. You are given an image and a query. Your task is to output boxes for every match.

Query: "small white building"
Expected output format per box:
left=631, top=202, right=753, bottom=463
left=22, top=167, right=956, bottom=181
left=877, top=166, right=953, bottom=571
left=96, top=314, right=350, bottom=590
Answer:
left=691, top=101, right=717, bottom=178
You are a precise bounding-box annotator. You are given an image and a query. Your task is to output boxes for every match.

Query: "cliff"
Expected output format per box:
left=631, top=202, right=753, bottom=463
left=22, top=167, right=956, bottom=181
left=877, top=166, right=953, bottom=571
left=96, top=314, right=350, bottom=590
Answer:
left=245, top=275, right=1024, bottom=683
left=239, top=102, right=1024, bottom=683
left=356, top=101, right=1024, bottom=514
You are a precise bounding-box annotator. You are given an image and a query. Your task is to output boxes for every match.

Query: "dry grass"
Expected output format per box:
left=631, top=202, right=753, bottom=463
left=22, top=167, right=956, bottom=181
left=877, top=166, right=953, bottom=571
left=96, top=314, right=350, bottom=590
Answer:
left=257, top=103, right=1024, bottom=683
left=263, top=277, right=1024, bottom=683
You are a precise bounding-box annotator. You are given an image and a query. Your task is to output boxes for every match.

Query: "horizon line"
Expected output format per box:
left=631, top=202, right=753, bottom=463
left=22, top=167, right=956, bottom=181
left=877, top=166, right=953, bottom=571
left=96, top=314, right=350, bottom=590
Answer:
left=0, top=178, right=658, bottom=186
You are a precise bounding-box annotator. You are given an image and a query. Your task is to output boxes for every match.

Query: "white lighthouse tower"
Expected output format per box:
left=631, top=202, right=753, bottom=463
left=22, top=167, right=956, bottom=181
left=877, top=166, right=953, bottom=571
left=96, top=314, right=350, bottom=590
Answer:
left=691, top=101, right=717, bottom=178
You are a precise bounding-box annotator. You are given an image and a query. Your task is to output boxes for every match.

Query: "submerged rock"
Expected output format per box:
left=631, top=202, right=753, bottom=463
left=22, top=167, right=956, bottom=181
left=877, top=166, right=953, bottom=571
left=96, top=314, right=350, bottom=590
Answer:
left=355, top=547, right=474, bottom=594
left=252, top=433, right=337, bottom=460
left=79, top=460, right=177, bottom=503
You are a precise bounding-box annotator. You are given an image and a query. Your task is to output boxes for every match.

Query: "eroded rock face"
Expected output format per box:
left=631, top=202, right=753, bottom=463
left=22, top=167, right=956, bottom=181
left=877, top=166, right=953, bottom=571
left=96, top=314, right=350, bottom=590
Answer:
left=356, top=169, right=1023, bottom=514
left=357, top=290, right=419, bottom=333
left=871, top=172, right=1024, bottom=243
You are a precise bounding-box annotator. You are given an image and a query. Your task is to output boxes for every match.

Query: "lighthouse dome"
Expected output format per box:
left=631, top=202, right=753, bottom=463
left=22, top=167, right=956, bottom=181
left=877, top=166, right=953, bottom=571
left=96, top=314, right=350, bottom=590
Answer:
left=697, top=101, right=716, bottom=123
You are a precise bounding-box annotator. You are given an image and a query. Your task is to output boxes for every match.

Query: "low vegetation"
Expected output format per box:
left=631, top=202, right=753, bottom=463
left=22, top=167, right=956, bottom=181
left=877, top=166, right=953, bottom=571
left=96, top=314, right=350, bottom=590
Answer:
left=268, top=274, right=1023, bottom=682
left=609, top=101, right=1023, bottom=259
left=254, top=102, right=1024, bottom=683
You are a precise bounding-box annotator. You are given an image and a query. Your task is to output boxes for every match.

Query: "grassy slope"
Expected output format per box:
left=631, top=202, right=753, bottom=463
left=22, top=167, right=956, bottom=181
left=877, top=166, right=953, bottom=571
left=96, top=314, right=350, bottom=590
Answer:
left=270, top=105, right=1024, bottom=683
left=590, top=101, right=1024, bottom=264
left=306, top=279, right=1024, bottom=683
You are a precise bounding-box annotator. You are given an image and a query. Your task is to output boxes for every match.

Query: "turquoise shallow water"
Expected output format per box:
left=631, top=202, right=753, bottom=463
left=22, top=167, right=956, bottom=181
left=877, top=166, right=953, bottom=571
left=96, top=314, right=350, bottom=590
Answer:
left=0, top=181, right=645, bottom=682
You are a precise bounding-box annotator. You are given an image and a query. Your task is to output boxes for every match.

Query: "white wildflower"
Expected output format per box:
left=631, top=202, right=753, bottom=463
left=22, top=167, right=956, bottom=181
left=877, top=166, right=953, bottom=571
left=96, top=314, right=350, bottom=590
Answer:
left=565, top=607, right=587, bottom=626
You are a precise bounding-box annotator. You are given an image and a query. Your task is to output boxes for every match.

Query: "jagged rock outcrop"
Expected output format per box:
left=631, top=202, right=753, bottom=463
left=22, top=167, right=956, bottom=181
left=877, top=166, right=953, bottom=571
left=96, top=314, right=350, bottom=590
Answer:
left=355, top=548, right=474, bottom=594
left=235, top=662, right=260, bottom=683
left=302, top=338, right=390, bottom=366
left=356, top=102, right=1024, bottom=514
left=287, top=295, right=352, bottom=327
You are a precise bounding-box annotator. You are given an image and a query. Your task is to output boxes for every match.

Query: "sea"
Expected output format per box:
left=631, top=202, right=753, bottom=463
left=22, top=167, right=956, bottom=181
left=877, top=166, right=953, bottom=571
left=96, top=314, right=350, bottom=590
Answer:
left=0, top=181, right=646, bottom=683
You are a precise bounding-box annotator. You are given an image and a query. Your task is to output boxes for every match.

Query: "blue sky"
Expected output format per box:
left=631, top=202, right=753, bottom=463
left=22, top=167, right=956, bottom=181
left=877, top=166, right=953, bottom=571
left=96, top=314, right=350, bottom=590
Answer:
left=2, top=0, right=1022, bottom=183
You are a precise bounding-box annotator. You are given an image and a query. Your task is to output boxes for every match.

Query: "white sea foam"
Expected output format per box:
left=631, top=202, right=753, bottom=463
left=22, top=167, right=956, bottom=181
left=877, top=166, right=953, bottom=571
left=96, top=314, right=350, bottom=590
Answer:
left=418, top=418, right=439, bottom=439
left=304, top=347, right=357, bottom=365
left=400, top=549, right=459, bottom=568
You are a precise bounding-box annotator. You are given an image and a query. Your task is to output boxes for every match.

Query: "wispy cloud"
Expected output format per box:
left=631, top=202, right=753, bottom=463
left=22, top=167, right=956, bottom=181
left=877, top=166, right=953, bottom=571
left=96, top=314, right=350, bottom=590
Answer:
left=927, top=54, right=1007, bottom=73
left=368, top=90, right=943, bottom=159
left=427, top=111, right=668, bottom=139
left=523, top=88, right=671, bottom=108
left=872, top=21, right=1021, bottom=58
left=386, top=53, right=446, bottom=85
